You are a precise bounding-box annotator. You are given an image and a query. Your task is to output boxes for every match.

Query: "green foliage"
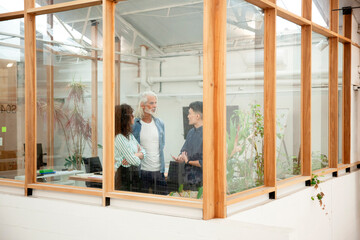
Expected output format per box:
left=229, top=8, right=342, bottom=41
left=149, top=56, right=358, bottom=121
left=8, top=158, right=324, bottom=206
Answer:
left=197, top=187, right=203, bottom=199
left=310, top=174, right=327, bottom=214
left=168, top=184, right=203, bottom=199
left=226, top=104, right=264, bottom=194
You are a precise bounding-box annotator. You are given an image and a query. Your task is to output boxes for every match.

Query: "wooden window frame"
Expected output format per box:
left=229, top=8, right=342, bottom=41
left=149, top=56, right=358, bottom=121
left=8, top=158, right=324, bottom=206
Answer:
left=0, top=0, right=356, bottom=220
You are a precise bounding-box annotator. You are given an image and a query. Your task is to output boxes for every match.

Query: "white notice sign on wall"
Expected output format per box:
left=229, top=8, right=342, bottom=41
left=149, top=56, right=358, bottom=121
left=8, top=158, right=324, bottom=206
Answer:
left=0, top=137, right=2, bottom=146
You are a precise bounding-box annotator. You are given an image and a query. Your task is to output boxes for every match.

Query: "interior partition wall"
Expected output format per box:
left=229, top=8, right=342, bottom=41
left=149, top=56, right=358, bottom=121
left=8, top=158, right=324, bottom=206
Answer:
left=0, top=0, right=356, bottom=220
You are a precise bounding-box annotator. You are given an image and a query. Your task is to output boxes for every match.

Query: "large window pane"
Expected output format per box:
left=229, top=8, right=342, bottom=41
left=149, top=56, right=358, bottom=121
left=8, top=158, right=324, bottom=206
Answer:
left=312, top=1, right=329, bottom=29
left=226, top=0, right=264, bottom=194
left=0, top=19, right=25, bottom=180
left=276, top=17, right=301, bottom=180
left=312, top=32, right=329, bottom=171
left=114, top=0, right=203, bottom=198
left=277, top=0, right=301, bottom=16
left=338, top=42, right=343, bottom=164
left=35, top=7, right=103, bottom=188
left=0, top=0, right=23, bottom=14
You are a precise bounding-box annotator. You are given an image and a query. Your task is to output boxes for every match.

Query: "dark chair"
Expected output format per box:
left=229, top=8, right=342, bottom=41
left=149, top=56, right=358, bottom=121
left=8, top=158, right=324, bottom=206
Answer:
left=166, top=161, right=185, bottom=192
left=24, top=143, right=47, bottom=170
left=83, top=157, right=102, bottom=189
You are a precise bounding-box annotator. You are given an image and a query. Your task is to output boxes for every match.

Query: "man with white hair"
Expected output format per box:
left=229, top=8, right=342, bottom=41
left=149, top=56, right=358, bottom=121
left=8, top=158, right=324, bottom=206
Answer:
left=133, top=91, right=167, bottom=195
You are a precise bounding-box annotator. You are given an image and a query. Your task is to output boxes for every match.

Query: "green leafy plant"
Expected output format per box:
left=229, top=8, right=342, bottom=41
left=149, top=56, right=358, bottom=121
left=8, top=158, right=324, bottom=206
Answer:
left=169, top=184, right=203, bottom=199
left=226, top=104, right=264, bottom=194
left=310, top=174, right=327, bottom=214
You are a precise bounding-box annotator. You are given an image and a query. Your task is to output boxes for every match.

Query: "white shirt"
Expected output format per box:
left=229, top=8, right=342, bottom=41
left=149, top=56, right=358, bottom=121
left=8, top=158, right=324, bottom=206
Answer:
left=140, top=119, right=161, bottom=171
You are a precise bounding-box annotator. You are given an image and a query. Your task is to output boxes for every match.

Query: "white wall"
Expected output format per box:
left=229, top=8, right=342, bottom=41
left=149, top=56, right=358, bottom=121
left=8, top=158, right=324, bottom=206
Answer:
left=0, top=169, right=359, bottom=240
left=228, top=170, right=360, bottom=240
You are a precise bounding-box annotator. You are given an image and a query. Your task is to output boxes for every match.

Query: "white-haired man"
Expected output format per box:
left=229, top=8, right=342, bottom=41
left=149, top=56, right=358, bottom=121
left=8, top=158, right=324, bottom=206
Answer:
left=133, top=91, right=167, bottom=195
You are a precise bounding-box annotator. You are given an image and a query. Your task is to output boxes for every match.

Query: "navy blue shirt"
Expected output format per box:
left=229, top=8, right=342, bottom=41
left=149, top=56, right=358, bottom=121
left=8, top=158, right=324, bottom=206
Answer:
left=181, top=126, right=203, bottom=167
left=180, top=126, right=203, bottom=188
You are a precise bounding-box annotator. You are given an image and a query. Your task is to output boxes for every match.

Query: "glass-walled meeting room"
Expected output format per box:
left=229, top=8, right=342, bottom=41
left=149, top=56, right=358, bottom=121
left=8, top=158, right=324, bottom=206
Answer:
left=0, top=0, right=354, bottom=219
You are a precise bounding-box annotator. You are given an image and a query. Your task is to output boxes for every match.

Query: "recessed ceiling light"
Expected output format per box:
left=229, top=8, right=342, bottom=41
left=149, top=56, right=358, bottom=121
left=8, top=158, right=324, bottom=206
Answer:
left=6, top=63, right=13, bottom=68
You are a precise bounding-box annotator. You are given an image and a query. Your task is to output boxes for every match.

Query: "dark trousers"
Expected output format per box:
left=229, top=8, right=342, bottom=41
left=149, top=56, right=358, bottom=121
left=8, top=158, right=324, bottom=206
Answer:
left=140, top=170, right=168, bottom=195
left=115, top=165, right=140, bottom=192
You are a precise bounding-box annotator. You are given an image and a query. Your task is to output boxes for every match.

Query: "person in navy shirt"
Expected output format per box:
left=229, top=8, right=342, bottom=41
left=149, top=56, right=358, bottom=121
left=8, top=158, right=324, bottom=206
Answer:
left=172, top=101, right=203, bottom=190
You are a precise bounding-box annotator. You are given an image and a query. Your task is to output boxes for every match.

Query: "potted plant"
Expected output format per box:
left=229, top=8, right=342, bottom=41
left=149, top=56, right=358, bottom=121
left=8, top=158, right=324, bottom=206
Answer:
left=37, top=77, right=92, bottom=170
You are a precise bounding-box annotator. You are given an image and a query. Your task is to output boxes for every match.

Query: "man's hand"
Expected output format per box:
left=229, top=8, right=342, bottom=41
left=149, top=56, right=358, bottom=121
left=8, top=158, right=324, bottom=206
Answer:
left=173, top=151, right=188, bottom=164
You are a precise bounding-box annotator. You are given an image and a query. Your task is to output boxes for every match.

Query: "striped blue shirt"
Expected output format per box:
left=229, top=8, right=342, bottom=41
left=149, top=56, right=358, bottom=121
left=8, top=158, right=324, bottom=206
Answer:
left=115, top=133, right=146, bottom=168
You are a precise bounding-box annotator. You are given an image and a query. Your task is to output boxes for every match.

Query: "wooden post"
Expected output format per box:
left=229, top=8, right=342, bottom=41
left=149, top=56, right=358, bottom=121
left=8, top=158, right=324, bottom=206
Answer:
left=329, top=0, right=339, bottom=168
left=264, top=7, right=276, bottom=188
left=91, top=20, right=98, bottom=157
left=343, top=12, right=352, bottom=164
left=46, top=3, right=54, bottom=168
left=301, top=0, right=312, bottom=176
left=102, top=0, right=115, bottom=204
left=24, top=0, right=37, bottom=195
left=203, top=0, right=226, bottom=219
left=115, top=37, right=121, bottom=105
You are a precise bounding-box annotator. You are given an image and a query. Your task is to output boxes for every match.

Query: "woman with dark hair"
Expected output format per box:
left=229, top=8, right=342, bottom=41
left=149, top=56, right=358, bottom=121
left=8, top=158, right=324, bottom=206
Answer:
left=114, top=104, right=146, bottom=192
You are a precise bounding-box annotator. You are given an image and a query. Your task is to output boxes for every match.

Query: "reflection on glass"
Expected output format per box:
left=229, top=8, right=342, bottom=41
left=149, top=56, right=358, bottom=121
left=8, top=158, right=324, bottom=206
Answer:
left=276, top=17, right=301, bottom=180
left=0, top=19, right=25, bottom=180
left=312, top=32, right=329, bottom=171
left=312, top=1, right=329, bottom=28
left=226, top=0, right=264, bottom=194
left=277, top=0, right=301, bottom=16
left=35, top=7, right=103, bottom=188
left=115, top=0, right=204, bottom=198
left=0, top=0, right=23, bottom=14
left=338, top=43, right=343, bottom=164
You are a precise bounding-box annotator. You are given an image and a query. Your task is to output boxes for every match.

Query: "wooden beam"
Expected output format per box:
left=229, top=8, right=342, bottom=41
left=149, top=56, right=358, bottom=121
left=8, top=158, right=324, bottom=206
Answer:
left=24, top=0, right=37, bottom=195
left=46, top=8, right=54, bottom=168
left=343, top=13, right=352, bottom=164
left=27, top=0, right=102, bottom=16
left=0, top=11, right=24, bottom=22
left=301, top=25, right=312, bottom=176
left=338, top=35, right=351, bottom=44
left=330, top=0, right=339, bottom=33
left=115, top=37, right=121, bottom=105
left=302, top=0, right=311, bottom=21
left=329, top=37, right=338, bottom=168
left=264, top=7, right=276, bottom=188
left=203, top=0, right=226, bottom=219
left=312, top=23, right=338, bottom=38
left=91, top=21, right=98, bottom=157
left=277, top=7, right=311, bottom=26
left=102, top=0, right=115, bottom=204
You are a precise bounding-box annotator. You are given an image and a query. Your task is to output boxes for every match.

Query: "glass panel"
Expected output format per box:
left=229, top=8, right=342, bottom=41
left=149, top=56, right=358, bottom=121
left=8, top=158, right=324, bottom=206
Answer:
left=277, top=0, right=301, bottom=16
left=114, top=0, right=204, bottom=198
left=35, top=0, right=78, bottom=7
left=276, top=17, right=301, bottom=180
left=226, top=0, right=264, bottom=194
left=338, top=42, right=343, bottom=164
left=35, top=7, right=103, bottom=188
left=0, top=19, right=25, bottom=180
left=0, top=0, right=23, bottom=14
left=339, top=10, right=344, bottom=36
left=311, top=32, right=329, bottom=171
left=312, top=1, right=329, bottom=29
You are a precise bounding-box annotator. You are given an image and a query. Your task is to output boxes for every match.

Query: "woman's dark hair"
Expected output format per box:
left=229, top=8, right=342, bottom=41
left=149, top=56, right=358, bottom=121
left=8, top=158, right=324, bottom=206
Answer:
left=115, top=104, right=133, bottom=139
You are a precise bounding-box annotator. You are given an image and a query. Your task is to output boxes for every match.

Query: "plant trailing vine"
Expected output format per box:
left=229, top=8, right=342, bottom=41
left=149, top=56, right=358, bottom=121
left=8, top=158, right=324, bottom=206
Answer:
left=311, top=174, right=328, bottom=214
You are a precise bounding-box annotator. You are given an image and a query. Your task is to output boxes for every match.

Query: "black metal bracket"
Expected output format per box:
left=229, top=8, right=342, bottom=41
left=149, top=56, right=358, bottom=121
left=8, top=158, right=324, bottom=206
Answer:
left=332, top=171, right=338, bottom=177
left=357, top=164, right=360, bottom=169
left=26, top=188, right=33, bottom=196
left=269, top=191, right=276, bottom=200
left=305, top=180, right=311, bottom=186
left=346, top=167, right=351, bottom=173
left=332, top=6, right=360, bottom=15
left=105, top=197, right=111, bottom=206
